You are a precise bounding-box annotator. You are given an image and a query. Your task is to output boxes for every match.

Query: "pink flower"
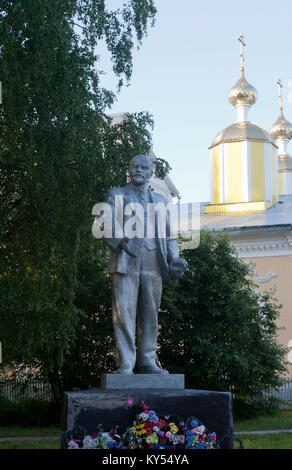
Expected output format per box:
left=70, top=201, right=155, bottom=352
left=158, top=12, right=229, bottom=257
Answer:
left=178, top=435, right=185, bottom=444
left=127, top=398, right=134, bottom=406
left=141, top=401, right=149, bottom=412
left=165, top=431, right=173, bottom=439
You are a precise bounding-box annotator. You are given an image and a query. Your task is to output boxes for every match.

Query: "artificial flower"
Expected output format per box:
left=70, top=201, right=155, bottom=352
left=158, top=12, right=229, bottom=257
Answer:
left=146, top=432, right=158, bottom=445
left=193, top=425, right=205, bottom=435
left=169, top=423, right=179, bottom=434
left=190, top=419, right=199, bottom=428
left=139, top=412, right=149, bottom=421
left=148, top=410, right=159, bottom=423
left=68, top=440, right=79, bottom=449
left=165, top=431, right=173, bottom=440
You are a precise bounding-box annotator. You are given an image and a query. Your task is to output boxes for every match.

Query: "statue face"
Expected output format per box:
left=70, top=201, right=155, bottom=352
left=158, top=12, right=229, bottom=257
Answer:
left=129, top=156, right=153, bottom=186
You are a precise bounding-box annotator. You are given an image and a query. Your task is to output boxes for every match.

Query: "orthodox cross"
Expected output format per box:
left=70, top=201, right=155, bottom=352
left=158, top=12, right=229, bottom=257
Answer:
left=238, top=33, right=246, bottom=73
left=277, top=77, right=283, bottom=113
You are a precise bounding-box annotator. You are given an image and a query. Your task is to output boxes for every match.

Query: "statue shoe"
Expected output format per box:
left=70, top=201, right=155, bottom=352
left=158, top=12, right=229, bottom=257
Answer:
left=140, top=365, right=169, bottom=375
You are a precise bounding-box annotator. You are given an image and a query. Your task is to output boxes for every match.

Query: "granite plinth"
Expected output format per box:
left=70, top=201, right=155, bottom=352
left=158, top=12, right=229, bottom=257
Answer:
left=100, top=373, right=185, bottom=389
left=61, top=388, right=233, bottom=449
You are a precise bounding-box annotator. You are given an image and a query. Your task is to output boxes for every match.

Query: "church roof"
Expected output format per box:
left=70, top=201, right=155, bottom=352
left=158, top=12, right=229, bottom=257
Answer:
left=209, top=121, right=277, bottom=149
left=200, top=195, right=292, bottom=232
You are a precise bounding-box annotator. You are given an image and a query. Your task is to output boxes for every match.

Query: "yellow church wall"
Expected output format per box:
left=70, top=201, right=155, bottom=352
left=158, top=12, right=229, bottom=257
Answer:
left=251, top=142, right=265, bottom=201
left=245, top=255, right=292, bottom=376
left=227, top=142, right=242, bottom=203
left=213, top=145, right=221, bottom=204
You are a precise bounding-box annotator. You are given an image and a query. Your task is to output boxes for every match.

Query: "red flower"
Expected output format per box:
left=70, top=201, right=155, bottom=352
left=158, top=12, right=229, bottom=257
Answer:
left=157, top=419, right=168, bottom=428
left=91, top=433, right=98, bottom=438
left=160, top=437, right=167, bottom=445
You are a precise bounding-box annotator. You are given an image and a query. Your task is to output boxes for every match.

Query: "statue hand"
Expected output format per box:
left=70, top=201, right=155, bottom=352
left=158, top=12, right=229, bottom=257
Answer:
left=120, top=237, right=136, bottom=258
left=169, top=257, right=188, bottom=283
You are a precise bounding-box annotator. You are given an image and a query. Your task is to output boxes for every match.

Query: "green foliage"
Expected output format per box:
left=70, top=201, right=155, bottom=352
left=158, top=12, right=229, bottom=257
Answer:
left=0, top=397, right=60, bottom=426
left=0, top=0, right=165, bottom=396
left=233, top=396, right=280, bottom=421
left=158, top=230, right=288, bottom=412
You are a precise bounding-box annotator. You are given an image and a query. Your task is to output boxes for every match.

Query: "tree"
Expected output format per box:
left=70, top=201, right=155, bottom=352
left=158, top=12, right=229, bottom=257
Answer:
left=158, top=231, right=287, bottom=414
left=0, top=0, right=167, bottom=399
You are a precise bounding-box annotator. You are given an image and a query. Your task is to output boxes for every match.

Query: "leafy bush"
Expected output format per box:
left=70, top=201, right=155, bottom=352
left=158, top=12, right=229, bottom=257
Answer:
left=233, top=396, right=281, bottom=421
left=0, top=397, right=60, bottom=426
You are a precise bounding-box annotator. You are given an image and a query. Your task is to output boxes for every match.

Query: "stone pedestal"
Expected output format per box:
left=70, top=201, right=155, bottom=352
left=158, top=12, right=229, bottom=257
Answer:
left=100, top=373, right=185, bottom=390
left=61, top=377, right=233, bottom=449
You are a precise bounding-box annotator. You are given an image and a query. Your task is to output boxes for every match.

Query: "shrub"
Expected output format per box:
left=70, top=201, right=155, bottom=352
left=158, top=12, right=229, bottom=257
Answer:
left=0, top=397, right=60, bottom=426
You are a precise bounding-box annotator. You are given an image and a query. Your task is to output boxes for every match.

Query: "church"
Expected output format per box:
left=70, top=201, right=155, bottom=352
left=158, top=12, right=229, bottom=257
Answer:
left=201, top=35, right=292, bottom=376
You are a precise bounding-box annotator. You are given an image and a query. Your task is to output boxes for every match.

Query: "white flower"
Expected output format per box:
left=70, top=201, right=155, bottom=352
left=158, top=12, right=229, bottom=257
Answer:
left=82, top=435, right=98, bottom=449
left=98, top=432, right=114, bottom=449
left=68, top=440, right=79, bottom=449
left=172, top=435, right=180, bottom=445
left=193, top=425, right=205, bottom=435
left=138, top=412, right=149, bottom=421
left=153, top=426, right=159, bottom=432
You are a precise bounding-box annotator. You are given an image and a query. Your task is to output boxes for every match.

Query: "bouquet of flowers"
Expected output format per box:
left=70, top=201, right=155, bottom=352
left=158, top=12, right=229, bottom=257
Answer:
left=61, top=400, right=220, bottom=450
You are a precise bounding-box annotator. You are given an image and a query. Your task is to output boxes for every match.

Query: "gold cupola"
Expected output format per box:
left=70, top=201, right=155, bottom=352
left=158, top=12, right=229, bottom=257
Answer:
left=228, top=74, right=258, bottom=108
left=228, top=34, right=258, bottom=121
left=270, top=78, right=292, bottom=142
left=271, top=78, right=292, bottom=197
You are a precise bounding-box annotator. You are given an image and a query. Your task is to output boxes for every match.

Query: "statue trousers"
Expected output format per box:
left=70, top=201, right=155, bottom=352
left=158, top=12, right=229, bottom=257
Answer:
left=111, top=246, right=162, bottom=370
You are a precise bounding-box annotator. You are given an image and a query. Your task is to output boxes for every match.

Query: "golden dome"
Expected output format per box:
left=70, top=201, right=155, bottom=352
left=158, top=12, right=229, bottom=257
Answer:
left=269, top=111, right=292, bottom=141
left=210, top=121, right=277, bottom=149
left=228, top=72, right=258, bottom=108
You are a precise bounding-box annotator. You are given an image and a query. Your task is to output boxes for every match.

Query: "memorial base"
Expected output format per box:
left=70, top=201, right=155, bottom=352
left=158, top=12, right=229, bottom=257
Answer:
left=100, top=373, right=185, bottom=389
left=61, top=382, right=233, bottom=449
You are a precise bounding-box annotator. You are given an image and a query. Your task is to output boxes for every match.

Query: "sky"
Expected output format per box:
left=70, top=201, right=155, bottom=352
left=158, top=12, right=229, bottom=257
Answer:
left=101, top=0, right=292, bottom=203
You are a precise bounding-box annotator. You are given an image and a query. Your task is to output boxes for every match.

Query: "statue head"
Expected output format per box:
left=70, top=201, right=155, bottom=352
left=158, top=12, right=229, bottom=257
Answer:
left=129, top=155, right=153, bottom=186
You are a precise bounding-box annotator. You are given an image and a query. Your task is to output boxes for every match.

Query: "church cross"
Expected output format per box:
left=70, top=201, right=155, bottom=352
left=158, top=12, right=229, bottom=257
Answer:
left=277, top=77, right=283, bottom=113
left=238, top=33, right=246, bottom=73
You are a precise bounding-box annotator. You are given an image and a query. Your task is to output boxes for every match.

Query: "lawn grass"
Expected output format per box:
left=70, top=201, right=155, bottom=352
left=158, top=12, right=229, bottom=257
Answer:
left=0, top=425, right=60, bottom=437
left=234, top=411, right=292, bottom=432
left=234, top=432, right=292, bottom=449
left=0, top=438, right=60, bottom=449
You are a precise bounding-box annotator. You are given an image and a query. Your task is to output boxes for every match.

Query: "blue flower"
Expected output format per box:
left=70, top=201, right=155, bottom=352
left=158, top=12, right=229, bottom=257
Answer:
left=190, top=419, right=199, bottom=428
left=148, top=410, right=159, bottom=423
left=195, top=443, right=205, bottom=449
